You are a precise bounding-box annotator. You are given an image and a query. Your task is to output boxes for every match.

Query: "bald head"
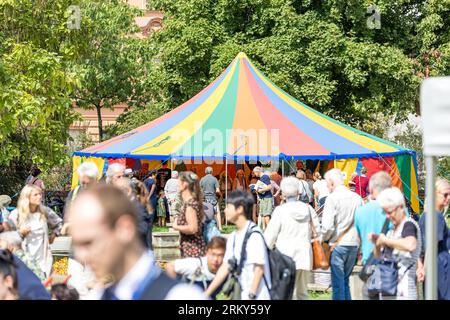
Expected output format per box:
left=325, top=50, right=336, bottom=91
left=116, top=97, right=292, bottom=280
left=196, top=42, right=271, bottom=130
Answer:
left=67, top=184, right=138, bottom=228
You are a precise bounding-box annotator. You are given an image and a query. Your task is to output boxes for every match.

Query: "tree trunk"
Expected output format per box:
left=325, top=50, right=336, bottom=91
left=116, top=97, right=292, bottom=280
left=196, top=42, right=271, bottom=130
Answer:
left=96, top=104, right=103, bottom=142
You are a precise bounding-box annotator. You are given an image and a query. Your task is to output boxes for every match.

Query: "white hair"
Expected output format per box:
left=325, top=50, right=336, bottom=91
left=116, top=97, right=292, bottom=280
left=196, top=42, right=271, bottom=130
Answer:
left=106, top=163, right=125, bottom=183
left=205, top=167, right=213, bottom=174
left=324, top=168, right=344, bottom=186
left=172, top=170, right=179, bottom=178
left=253, top=166, right=262, bottom=173
left=369, top=171, right=392, bottom=194
left=0, top=231, right=22, bottom=249
left=280, top=177, right=300, bottom=199
left=377, top=187, right=405, bottom=211
left=77, top=162, right=99, bottom=179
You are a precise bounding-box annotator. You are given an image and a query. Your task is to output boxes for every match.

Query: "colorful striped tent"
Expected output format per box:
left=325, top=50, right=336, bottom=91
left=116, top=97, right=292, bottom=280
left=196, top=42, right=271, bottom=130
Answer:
left=73, top=52, right=420, bottom=211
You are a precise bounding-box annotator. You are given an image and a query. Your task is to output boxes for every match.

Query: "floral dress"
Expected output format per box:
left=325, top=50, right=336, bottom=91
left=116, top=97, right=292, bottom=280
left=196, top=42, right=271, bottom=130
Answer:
left=178, top=198, right=206, bottom=258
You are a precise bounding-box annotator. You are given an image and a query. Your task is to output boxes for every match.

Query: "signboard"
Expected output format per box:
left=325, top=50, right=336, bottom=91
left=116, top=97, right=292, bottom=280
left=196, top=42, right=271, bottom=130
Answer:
left=420, top=77, right=450, bottom=156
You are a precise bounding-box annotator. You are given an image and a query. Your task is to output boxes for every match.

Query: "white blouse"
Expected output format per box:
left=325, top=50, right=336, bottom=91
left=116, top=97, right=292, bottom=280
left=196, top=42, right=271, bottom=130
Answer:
left=8, top=207, right=62, bottom=277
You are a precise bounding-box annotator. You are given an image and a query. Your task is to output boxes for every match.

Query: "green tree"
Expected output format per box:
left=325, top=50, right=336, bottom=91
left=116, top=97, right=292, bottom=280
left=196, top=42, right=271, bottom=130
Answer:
left=0, top=42, right=79, bottom=195
left=141, top=0, right=422, bottom=126
left=71, top=0, right=153, bottom=141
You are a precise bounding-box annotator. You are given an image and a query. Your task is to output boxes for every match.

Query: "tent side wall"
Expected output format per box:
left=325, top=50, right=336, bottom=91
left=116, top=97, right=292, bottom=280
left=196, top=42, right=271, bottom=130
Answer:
left=71, top=152, right=421, bottom=213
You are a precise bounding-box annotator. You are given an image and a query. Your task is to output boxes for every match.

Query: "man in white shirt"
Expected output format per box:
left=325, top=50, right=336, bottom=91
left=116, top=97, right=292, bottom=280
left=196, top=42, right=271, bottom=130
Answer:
left=321, top=169, right=362, bottom=300
left=206, top=190, right=271, bottom=300
left=166, top=236, right=226, bottom=298
left=164, top=171, right=179, bottom=220
left=66, top=184, right=205, bottom=300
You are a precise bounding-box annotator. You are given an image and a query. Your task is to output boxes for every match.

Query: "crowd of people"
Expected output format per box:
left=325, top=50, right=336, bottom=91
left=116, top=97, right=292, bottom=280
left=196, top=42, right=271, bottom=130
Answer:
left=0, top=161, right=448, bottom=301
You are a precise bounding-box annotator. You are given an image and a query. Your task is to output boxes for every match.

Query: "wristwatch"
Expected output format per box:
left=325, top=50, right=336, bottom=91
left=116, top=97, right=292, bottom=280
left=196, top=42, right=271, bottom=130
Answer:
left=248, top=293, right=256, bottom=300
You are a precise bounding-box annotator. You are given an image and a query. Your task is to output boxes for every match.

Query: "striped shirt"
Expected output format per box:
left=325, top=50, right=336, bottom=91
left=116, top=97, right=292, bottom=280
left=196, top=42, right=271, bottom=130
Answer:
left=383, top=218, right=421, bottom=300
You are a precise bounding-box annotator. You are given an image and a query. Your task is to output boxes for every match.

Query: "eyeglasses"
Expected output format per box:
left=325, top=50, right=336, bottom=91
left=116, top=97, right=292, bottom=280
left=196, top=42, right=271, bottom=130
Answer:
left=438, top=191, right=450, bottom=198
left=384, top=206, right=400, bottom=216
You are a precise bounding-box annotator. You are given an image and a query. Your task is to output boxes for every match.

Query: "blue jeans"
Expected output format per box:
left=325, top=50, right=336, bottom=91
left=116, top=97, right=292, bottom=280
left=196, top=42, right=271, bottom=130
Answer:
left=330, top=245, right=358, bottom=300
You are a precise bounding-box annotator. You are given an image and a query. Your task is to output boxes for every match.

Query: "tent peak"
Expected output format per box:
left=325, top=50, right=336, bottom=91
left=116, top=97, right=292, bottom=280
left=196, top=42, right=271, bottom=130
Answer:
left=237, top=52, right=248, bottom=59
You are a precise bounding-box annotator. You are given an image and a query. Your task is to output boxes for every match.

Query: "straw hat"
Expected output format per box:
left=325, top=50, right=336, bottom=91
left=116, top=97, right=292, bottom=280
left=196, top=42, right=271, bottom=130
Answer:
left=0, top=195, right=12, bottom=208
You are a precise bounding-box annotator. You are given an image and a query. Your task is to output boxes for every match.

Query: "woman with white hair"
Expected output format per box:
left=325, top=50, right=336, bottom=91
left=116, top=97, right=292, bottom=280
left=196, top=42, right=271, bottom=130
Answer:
left=7, top=185, right=63, bottom=277
left=417, top=178, right=450, bottom=300
left=264, top=177, right=320, bottom=299
left=369, top=187, right=421, bottom=300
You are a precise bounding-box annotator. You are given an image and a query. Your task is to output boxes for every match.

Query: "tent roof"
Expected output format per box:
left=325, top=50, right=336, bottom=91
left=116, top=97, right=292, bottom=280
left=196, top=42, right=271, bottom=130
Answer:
left=75, top=52, right=412, bottom=161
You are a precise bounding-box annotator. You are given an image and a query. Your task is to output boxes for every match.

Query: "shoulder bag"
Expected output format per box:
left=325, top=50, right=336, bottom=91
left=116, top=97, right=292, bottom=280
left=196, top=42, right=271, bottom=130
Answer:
left=309, top=213, right=329, bottom=270
left=358, top=218, right=390, bottom=282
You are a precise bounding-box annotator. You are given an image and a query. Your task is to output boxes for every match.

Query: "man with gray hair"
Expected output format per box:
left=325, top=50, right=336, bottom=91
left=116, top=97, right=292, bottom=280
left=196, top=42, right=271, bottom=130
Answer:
left=164, top=171, right=180, bottom=221
left=322, top=168, right=363, bottom=300
left=105, top=163, right=125, bottom=185
left=200, top=167, right=221, bottom=230
left=0, top=231, right=45, bottom=281
left=354, top=171, right=392, bottom=299
left=65, top=161, right=99, bottom=213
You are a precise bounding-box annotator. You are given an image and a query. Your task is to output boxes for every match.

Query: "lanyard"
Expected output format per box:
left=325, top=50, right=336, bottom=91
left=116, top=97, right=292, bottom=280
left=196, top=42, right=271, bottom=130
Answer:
left=131, top=262, right=162, bottom=300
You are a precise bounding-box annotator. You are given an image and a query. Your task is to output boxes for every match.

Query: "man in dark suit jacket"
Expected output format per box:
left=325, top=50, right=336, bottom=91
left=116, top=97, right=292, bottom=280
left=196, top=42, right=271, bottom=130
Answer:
left=66, top=184, right=206, bottom=300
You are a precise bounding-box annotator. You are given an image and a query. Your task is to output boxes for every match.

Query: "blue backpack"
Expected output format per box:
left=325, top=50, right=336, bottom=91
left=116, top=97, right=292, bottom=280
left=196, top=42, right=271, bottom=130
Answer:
left=203, top=219, right=221, bottom=244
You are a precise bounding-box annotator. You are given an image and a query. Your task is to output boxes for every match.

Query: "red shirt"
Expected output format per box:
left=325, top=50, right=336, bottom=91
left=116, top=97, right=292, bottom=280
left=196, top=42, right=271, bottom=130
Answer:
left=352, top=175, right=369, bottom=198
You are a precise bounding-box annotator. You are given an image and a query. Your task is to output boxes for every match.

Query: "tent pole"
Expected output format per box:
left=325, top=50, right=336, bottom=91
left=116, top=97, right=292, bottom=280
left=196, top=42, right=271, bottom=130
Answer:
left=425, top=156, right=438, bottom=300
left=225, top=156, right=228, bottom=226
left=281, top=157, right=285, bottom=177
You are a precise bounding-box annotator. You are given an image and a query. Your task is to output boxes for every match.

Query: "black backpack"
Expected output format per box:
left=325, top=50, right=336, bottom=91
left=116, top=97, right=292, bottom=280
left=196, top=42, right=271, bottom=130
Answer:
left=240, top=225, right=296, bottom=300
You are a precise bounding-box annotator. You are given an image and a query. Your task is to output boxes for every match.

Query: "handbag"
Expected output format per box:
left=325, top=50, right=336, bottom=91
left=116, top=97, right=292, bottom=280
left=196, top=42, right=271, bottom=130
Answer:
left=202, top=219, right=221, bottom=244
left=322, top=220, right=355, bottom=264
left=359, top=218, right=390, bottom=282
left=309, top=213, right=329, bottom=270
left=366, top=258, right=398, bottom=297
left=366, top=257, right=414, bottom=297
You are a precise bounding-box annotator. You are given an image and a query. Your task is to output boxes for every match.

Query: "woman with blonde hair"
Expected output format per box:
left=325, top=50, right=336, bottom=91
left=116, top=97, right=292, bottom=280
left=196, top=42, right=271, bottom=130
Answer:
left=233, top=169, right=247, bottom=191
left=417, top=178, right=450, bottom=300
left=7, top=185, right=63, bottom=277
